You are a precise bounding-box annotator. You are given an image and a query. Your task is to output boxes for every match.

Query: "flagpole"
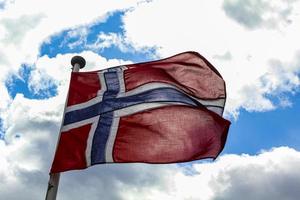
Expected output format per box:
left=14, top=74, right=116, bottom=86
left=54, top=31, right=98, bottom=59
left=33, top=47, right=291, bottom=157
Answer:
left=45, top=56, right=86, bottom=200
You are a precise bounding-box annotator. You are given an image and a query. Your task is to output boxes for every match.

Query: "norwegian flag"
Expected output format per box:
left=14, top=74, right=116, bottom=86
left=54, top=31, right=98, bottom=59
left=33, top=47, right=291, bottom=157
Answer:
left=50, top=52, right=230, bottom=173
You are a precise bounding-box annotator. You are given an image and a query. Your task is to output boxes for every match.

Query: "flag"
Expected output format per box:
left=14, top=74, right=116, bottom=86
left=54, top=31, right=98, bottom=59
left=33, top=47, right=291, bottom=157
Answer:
left=50, top=51, right=230, bottom=173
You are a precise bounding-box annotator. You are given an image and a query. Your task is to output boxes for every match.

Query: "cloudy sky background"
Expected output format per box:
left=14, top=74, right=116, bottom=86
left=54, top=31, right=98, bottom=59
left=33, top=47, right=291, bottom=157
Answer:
left=1, top=0, right=300, bottom=199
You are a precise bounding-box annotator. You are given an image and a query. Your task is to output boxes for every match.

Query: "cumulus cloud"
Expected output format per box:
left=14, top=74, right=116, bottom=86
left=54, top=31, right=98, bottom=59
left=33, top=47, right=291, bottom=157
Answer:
left=85, top=32, right=131, bottom=52
left=0, top=91, right=176, bottom=199
left=1, top=105, right=300, bottom=200
left=0, top=3, right=144, bottom=195
left=0, top=0, right=141, bottom=68
left=0, top=93, right=62, bottom=200
left=62, top=26, right=90, bottom=50
left=1, top=14, right=45, bottom=45
left=0, top=0, right=142, bottom=110
left=1, top=0, right=299, bottom=117
left=223, top=0, right=297, bottom=29
left=0, top=53, right=133, bottom=199
left=3, top=57, right=299, bottom=200
left=27, top=51, right=133, bottom=97
left=59, top=20, right=156, bottom=55
left=0, top=0, right=13, bottom=10
left=209, top=147, right=300, bottom=200
left=1, top=1, right=300, bottom=199
left=0, top=83, right=11, bottom=111
left=121, top=0, right=300, bottom=117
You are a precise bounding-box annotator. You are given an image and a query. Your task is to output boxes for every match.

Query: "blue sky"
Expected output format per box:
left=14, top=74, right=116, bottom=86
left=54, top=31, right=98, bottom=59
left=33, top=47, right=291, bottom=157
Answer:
left=1, top=1, right=300, bottom=200
left=227, top=96, right=300, bottom=154
left=39, top=11, right=156, bottom=62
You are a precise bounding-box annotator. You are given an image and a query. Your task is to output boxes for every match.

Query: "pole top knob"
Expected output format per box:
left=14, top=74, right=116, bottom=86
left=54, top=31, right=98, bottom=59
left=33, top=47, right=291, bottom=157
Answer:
left=71, top=56, right=86, bottom=69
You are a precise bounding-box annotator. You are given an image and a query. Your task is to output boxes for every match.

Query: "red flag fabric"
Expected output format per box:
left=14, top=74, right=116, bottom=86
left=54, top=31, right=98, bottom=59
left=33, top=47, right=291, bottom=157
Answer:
left=50, top=51, right=230, bottom=173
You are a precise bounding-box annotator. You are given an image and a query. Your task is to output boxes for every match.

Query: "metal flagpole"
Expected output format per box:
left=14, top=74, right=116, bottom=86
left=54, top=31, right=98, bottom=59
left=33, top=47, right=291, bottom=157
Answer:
left=45, top=56, right=86, bottom=200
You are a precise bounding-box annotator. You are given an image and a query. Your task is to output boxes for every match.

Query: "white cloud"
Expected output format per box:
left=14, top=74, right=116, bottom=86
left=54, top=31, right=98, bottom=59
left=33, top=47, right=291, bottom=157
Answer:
left=0, top=0, right=13, bottom=10
left=222, top=0, right=297, bottom=29
left=1, top=14, right=45, bottom=45
left=0, top=1, right=300, bottom=198
left=208, top=147, right=300, bottom=200
left=0, top=93, right=62, bottom=200
left=85, top=32, right=131, bottom=52
left=1, top=0, right=299, bottom=118
left=0, top=0, right=141, bottom=67
left=0, top=52, right=133, bottom=199
left=121, top=147, right=300, bottom=200
left=0, top=9, right=138, bottom=191
left=0, top=90, right=176, bottom=199
left=62, top=26, right=90, bottom=50
left=121, top=0, right=300, bottom=117
left=1, top=104, right=300, bottom=200
left=27, top=51, right=133, bottom=97
left=0, top=0, right=143, bottom=111
left=0, top=83, right=11, bottom=111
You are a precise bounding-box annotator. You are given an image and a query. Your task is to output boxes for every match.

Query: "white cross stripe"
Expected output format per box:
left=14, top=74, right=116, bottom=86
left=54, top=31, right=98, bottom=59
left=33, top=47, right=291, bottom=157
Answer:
left=61, top=116, right=100, bottom=132
left=85, top=115, right=100, bottom=166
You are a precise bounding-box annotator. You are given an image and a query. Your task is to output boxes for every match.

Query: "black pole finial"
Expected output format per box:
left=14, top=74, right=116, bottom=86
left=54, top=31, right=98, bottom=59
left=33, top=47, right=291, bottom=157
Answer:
left=71, top=56, right=86, bottom=69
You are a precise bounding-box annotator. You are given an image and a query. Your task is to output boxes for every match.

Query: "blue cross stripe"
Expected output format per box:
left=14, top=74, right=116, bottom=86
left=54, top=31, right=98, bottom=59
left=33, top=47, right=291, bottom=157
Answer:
left=91, top=71, right=119, bottom=164
left=63, top=70, right=203, bottom=164
left=63, top=87, right=203, bottom=125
